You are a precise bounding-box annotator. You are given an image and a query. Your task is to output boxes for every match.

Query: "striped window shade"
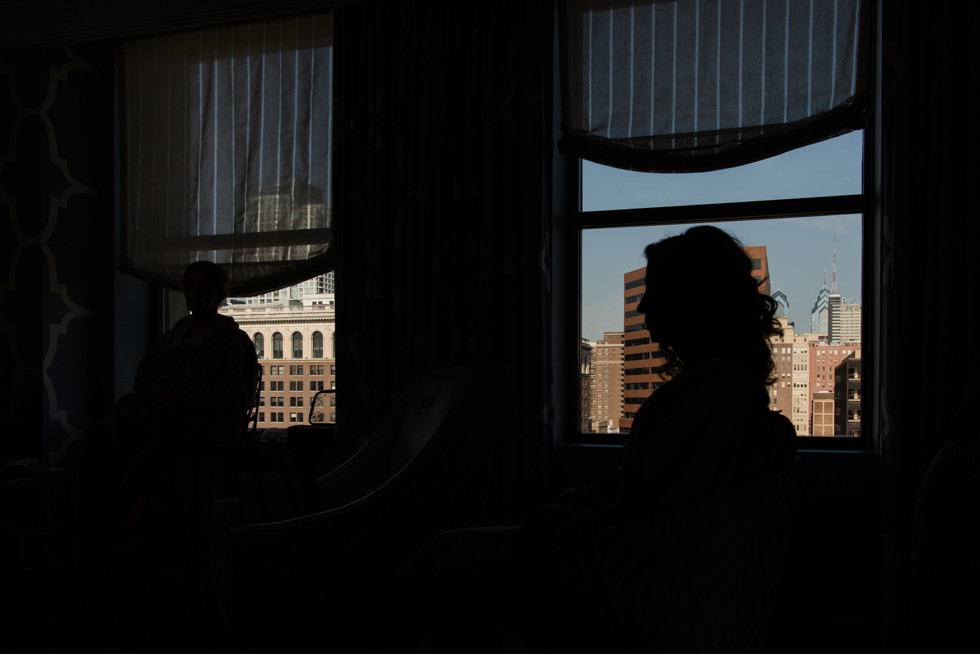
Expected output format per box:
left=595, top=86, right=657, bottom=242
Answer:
left=119, top=13, right=333, bottom=296
left=558, top=0, right=870, bottom=172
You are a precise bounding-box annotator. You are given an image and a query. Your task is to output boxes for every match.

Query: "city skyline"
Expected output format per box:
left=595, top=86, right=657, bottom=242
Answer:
left=581, top=131, right=863, bottom=342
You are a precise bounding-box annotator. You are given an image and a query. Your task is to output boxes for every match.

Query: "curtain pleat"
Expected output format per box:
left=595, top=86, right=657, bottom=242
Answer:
left=334, top=0, right=554, bottom=522
left=559, top=0, right=870, bottom=172
left=118, top=13, right=334, bottom=296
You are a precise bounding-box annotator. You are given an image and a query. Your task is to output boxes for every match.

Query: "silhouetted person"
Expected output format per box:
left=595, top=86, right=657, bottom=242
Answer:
left=392, top=226, right=797, bottom=653
left=85, top=261, right=257, bottom=552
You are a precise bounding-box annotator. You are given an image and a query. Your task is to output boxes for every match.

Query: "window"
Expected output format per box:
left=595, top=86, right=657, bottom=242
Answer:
left=135, top=15, right=339, bottom=435
left=563, top=0, right=873, bottom=450
left=119, top=14, right=334, bottom=295
left=577, top=144, right=868, bottom=446
left=219, top=276, right=336, bottom=431
left=313, top=331, right=324, bottom=358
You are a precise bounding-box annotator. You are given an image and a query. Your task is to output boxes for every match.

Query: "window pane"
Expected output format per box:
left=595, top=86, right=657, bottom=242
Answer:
left=168, top=273, right=338, bottom=434
left=582, top=131, right=862, bottom=211
left=214, top=273, right=337, bottom=430
left=581, top=216, right=862, bottom=438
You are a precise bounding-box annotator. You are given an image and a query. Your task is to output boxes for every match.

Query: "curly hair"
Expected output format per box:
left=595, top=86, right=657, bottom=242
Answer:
left=642, top=225, right=783, bottom=386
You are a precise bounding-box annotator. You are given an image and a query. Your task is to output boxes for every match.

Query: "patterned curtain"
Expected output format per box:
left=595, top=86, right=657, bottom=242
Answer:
left=334, top=0, right=555, bottom=520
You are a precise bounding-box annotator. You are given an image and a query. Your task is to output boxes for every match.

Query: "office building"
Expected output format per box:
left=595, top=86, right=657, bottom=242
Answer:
left=587, top=331, right=624, bottom=433
left=220, top=298, right=337, bottom=430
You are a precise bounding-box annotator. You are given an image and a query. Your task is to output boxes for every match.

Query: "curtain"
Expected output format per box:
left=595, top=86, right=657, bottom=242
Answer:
left=559, top=0, right=870, bottom=172
left=335, top=0, right=554, bottom=522
left=118, top=13, right=334, bottom=296
left=879, top=1, right=980, bottom=648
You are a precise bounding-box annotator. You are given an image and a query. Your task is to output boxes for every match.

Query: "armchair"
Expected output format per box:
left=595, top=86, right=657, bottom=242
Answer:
left=210, top=363, right=508, bottom=648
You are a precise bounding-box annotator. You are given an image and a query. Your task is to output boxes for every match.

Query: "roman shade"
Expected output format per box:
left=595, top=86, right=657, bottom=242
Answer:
left=558, top=0, right=870, bottom=172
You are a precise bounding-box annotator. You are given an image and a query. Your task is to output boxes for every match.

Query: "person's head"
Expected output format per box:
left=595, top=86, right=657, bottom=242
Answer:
left=636, top=225, right=782, bottom=384
left=181, top=260, right=229, bottom=316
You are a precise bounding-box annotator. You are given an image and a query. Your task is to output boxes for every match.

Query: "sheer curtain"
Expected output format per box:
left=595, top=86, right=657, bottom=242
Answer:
left=118, top=13, right=333, bottom=295
left=559, top=0, right=870, bottom=172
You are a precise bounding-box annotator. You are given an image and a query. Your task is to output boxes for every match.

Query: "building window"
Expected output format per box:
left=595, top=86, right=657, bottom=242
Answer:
left=273, top=332, right=283, bottom=359
left=313, top=331, right=324, bottom=358
left=292, top=332, right=303, bottom=358
left=253, top=333, right=264, bottom=358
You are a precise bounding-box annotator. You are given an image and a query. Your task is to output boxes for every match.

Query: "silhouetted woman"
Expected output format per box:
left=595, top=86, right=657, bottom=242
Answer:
left=398, top=226, right=798, bottom=653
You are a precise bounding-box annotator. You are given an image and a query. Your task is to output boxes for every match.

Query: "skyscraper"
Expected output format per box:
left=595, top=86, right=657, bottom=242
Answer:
left=811, top=275, right=830, bottom=336
left=234, top=272, right=335, bottom=305
left=772, top=289, right=791, bottom=325
left=587, top=331, right=625, bottom=433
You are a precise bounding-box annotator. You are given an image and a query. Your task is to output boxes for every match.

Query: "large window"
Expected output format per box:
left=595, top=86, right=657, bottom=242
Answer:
left=144, top=13, right=338, bottom=432
left=576, top=130, right=870, bottom=447
left=561, top=0, right=873, bottom=449
left=119, top=13, right=334, bottom=294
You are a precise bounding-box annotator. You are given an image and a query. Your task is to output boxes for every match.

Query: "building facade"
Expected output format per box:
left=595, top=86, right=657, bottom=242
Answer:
left=587, top=331, right=624, bottom=433
left=834, top=353, right=862, bottom=436
left=221, top=297, right=337, bottom=430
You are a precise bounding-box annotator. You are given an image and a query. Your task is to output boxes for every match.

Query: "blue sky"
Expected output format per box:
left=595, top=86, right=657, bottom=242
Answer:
left=580, top=131, right=864, bottom=341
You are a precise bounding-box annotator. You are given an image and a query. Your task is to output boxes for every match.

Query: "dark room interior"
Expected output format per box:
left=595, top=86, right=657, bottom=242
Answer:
left=2, top=0, right=978, bottom=652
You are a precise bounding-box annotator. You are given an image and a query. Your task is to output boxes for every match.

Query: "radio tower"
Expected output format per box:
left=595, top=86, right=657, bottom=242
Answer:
left=828, top=235, right=842, bottom=343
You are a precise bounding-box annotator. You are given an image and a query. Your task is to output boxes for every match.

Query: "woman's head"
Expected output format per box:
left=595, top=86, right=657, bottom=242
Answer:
left=637, top=225, right=782, bottom=383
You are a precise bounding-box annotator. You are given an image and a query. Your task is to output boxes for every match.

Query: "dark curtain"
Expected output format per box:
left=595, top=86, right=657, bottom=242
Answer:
left=334, top=0, right=555, bottom=521
left=880, top=0, right=980, bottom=649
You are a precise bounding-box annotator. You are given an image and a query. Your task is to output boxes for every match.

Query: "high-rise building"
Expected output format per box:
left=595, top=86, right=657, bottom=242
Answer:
left=809, top=343, right=862, bottom=397
left=620, top=268, right=664, bottom=432
left=579, top=339, right=593, bottom=433
left=810, top=344, right=862, bottom=437
left=772, top=289, right=791, bottom=324
left=587, top=331, right=624, bottom=433
left=769, top=317, right=795, bottom=418
left=234, top=272, right=335, bottom=305
left=836, top=300, right=862, bottom=345
left=834, top=353, right=862, bottom=436
left=771, top=316, right=822, bottom=436
left=811, top=276, right=830, bottom=335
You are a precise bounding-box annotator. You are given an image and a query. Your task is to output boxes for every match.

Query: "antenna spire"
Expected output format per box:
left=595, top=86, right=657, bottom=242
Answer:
left=831, top=235, right=839, bottom=294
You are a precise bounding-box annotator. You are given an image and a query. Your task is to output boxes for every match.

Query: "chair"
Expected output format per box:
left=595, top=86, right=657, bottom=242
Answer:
left=210, top=363, right=508, bottom=647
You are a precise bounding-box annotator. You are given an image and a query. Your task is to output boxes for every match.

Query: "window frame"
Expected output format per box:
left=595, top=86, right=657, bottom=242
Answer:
left=553, top=4, right=881, bottom=455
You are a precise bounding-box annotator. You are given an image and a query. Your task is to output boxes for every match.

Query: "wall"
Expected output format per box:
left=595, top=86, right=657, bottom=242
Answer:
left=0, top=43, right=118, bottom=465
